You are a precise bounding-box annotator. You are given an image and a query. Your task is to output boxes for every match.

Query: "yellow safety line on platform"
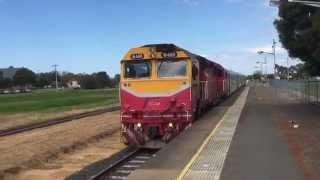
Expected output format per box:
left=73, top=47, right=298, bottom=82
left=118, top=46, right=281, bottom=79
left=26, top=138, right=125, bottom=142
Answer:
left=176, top=111, right=225, bottom=180
left=176, top=88, right=249, bottom=180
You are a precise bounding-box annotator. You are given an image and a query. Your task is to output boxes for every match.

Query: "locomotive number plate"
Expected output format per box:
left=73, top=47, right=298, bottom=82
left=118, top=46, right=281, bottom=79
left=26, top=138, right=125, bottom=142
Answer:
left=162, top=52, right=177, bottom=58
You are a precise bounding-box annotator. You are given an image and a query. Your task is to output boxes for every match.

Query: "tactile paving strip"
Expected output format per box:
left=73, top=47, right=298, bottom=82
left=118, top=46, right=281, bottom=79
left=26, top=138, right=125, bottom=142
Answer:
left=183, top=88, right=249, bottom=180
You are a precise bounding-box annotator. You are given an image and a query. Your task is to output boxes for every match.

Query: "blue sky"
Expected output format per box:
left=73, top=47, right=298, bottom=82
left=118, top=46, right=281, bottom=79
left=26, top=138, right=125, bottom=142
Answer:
left=0, top=0, right=293, bottom=76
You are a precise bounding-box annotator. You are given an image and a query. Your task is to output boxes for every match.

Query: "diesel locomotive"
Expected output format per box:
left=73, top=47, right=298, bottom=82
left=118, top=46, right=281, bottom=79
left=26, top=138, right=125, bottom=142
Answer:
left=120, top=44, right=245, bottom=147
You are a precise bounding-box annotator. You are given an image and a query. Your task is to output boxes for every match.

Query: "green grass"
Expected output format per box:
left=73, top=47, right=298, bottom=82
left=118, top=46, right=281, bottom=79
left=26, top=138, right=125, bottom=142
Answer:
left=0, top=89, right=119, bottom=114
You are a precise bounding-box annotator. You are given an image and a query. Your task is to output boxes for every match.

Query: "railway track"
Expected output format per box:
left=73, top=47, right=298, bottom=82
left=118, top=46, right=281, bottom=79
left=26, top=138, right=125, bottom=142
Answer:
left=89, top=147, right=159, bottom=180
left=0, top=106, right=120, bottom=137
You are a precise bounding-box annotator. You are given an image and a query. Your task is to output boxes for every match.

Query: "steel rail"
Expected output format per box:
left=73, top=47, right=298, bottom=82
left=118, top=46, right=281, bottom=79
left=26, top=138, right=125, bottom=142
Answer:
left=89, top=148, right=159, bottom=180
left=0, top=106, right=120, bottom=137
left=89, top=147, right=140, bottom=180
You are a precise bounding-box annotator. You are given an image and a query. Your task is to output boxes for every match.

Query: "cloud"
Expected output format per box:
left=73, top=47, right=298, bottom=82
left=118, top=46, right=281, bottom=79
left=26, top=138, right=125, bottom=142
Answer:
left=201, top=51, right=257, bottom=75
left=198, top=43, right=291, bottom=75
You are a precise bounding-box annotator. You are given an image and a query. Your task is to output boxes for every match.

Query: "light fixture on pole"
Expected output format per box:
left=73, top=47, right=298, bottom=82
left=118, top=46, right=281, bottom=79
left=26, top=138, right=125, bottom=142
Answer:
left=270, top=0, right=320, bottom=7
left=288, top=0, right=320, bottom=7
left=257, top=39, right=277, bottom=78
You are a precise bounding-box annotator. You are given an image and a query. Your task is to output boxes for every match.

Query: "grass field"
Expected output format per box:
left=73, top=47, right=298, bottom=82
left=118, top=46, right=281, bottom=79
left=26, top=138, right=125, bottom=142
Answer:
left=0, top=89, right=118, bottom=114
left=0, top=89, right=119, bottom=131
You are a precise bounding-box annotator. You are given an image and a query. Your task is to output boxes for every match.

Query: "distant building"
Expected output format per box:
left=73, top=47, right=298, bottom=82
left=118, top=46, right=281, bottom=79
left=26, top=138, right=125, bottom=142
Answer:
left=67, top=80, right=81, bottom=89
left=0, top=67, right=22, bottom=80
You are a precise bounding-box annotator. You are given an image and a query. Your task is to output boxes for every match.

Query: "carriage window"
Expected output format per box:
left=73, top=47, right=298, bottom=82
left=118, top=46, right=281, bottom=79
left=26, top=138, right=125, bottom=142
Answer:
left=124, top=61, right=151, bottom=79
left=157, top=60, right=187, bottom=78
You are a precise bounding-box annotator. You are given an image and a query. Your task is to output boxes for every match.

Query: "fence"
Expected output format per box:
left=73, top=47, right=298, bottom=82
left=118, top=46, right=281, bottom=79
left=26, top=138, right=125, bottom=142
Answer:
left=270, top=80, right=320, bottom=104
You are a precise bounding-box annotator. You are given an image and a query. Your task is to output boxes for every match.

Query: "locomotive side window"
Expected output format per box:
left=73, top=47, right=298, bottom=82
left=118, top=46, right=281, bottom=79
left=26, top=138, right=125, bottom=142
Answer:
left=157, top=60, right=187, bottom=78
left=124, top=61, right=151, bottom=79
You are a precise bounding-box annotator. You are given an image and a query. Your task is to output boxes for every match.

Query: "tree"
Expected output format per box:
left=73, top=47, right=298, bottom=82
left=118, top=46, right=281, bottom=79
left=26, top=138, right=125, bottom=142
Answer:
left=35, top=72, right=62, bottom=87
left=13, top=68, right=36, bottom=86
left=253, top=70, right=263, bottom=80
left=112, top=74, right=120, bottom=87
left=35, top=76, right=50, bottom=88
left=60, top=72, right=77, bottom=87
left=274, top=2, right=320, bottom=76
left=94, top=71, right=111, bottom=88
left=275, top=64, right=289, bottom=79
left=0, top=78, right=12, bottom=89
left=80, top=75, right=97, bottom=89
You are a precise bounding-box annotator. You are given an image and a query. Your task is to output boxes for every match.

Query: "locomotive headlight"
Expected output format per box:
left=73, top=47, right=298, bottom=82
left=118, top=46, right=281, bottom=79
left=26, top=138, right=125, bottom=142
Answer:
left=137, top=123, right=142, bottom=128
left=168, top=123, right=173, bottom=128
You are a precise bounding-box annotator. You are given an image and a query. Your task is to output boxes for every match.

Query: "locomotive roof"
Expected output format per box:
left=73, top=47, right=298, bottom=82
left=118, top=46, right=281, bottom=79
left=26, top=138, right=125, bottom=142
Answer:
left=140, top=44, right=223, bottom=66
left=142, top=44, right=184, bottom=52
left=123, top=43, right=243, bottom=75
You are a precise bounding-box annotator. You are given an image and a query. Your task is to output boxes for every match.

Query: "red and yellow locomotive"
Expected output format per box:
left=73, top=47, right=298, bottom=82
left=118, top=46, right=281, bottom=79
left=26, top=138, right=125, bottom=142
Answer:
left=120, top=44, right=245, bottom=147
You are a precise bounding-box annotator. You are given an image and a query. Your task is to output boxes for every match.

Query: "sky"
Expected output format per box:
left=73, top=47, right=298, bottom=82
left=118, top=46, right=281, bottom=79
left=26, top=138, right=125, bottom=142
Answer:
left=0, top=0, right=296, bottom=76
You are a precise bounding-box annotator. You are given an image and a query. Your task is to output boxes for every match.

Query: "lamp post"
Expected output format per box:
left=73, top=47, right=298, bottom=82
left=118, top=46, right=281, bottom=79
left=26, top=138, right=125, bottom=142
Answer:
left=288, top=0, right=320, bottom=7
left=264, top=56, right=268, bottom=76
left=257, top=61, right=265, bottom=75
left=257, top=59, right=267, bottom=80
left=270, top=0, right=320, bottom=7
left=256, top=61, right=263, bottom=75
left=258, top=39, right=277, bottom=78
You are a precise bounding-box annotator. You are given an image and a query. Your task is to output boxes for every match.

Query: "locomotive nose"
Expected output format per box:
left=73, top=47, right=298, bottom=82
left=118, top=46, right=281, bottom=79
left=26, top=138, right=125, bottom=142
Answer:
left=144, top=98, right=164, bottom=111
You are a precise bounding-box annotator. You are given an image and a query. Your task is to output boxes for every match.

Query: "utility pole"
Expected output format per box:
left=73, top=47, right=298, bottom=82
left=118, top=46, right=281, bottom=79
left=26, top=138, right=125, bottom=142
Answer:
left=272, top=39, right=277, bottom=77
left=257, top=39, right=277, bottom=79
left=257, top=56, right=268, bottom=78
left=52, top=64, right=59, bottom=90
left=287, top=56, right=290, bottom=80
left=264, top=56, right=268, bottom=77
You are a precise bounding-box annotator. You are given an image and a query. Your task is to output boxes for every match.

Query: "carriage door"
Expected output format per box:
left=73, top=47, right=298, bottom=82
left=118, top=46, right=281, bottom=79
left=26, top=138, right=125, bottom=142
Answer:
left=192, top=63, right=199, bottom=114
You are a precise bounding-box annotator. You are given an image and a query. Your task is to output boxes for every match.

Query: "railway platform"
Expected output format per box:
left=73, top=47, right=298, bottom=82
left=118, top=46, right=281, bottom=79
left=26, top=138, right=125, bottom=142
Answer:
left=128, top=84, right=317, bottom=180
